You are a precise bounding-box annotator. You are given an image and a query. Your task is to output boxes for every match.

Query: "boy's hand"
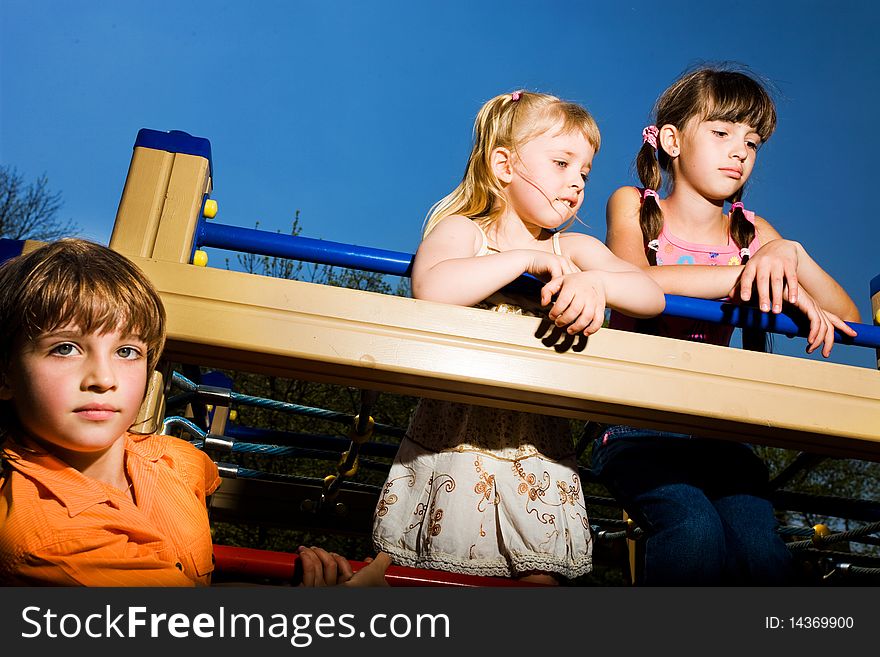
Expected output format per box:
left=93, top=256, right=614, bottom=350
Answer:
left=541, top=271, right=607, bottom=335
left=733, top=239, right=799, bottom=312
left=296, top=546, right=353, bottom=586
left=295, top=547, right=392, bottom=587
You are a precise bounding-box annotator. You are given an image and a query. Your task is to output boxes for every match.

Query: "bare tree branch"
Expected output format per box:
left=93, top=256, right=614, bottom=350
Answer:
left=0, top=166, right=76, bottom=240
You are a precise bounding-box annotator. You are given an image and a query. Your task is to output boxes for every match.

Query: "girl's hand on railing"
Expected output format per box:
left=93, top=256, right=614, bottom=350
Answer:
left=346, top=552, right=392, bottom=588
left=732, top=239, right=800, bottom=313
left=541, top=271, right=607, bottom=335
left=523, top=249, right=578, bottom=282
left=788, top=284, right=857, bottom=357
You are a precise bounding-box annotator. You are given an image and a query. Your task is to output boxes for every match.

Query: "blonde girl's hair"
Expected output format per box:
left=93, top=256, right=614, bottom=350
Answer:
left=637, top=65, right=777, bottom=266
left=423, top=90, right=601, bottom=237
left=0, top=239, right=167, bottom=442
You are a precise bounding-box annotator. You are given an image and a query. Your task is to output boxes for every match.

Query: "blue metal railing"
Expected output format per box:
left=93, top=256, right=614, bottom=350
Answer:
left=194, top=222, right=880, bottom=350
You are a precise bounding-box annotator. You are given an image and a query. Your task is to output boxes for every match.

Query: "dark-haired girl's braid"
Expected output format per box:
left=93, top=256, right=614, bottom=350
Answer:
left=728, top=189, right=756, bottom=264
left=636, top=126, right=664, bottom=265
left=727, top=190, right=769, bottom=353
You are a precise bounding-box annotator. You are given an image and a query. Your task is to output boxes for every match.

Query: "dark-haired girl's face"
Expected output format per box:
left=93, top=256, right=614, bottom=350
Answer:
left=673, top=118, right=761, bottom=202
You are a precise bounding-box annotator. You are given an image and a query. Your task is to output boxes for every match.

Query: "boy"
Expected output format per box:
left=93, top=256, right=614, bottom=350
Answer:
left=0, top=239, right=220, bottom=585
left=0, top=239, right=390, bottom=586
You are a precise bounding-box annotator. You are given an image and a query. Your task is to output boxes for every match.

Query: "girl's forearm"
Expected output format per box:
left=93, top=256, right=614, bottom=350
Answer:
left=412, top=251, right=530, bottom=307
left=793, top=243, right=861, bottom=321
left=646, top=265, right=744, bottom=299
left=598, top=271, right=666, bottom=318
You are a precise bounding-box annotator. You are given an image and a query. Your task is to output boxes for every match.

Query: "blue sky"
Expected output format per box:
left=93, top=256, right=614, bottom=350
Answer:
left=1, top=1, right=878, bottom=368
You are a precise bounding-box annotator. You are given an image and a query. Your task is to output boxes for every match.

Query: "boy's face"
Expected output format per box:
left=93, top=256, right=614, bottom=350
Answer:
left=0, top=324, right=148, bottom=457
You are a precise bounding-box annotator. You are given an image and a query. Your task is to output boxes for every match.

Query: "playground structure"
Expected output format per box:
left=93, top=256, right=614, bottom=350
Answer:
left=3, top=127, right=880, bottom=585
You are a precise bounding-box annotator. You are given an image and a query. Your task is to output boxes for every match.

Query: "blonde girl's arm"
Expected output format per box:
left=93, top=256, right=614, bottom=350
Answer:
left=411, top=215, right=576, bottom=307
left=747, top=216, right=861, bottom=322
left=546, top=232, right=666, bottom=326
left=606, top=186, right=747, bottom=298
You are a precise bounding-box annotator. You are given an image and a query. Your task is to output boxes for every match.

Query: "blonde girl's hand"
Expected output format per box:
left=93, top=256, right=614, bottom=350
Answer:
left=523, top=249, right=578, bottom=283
left=789, top=285, right=857, bottom=358
left=541, top=271, right=607, bottom=335
left=733, top=239, right=800, bottom=312
left=296, top=546, right=354, bottom=586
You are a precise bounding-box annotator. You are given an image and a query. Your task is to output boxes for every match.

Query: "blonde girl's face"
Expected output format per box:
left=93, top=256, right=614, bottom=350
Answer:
left=504, top=126, right=595, bottom=230
left=673, top=118, right=761, bottom=201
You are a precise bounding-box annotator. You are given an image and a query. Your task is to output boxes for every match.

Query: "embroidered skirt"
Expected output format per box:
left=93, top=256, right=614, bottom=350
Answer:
left=372, top=400, right=592, bottom=579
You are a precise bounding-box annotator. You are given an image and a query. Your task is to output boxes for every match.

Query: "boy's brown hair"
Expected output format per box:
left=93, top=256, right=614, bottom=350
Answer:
left=0, top=238, right=167, bottom=391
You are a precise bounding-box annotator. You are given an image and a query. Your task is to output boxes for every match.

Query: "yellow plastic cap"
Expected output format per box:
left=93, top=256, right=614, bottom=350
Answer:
left=193, top=250, right=208, bottom=267
left=203, top=199, right=218, bottom=218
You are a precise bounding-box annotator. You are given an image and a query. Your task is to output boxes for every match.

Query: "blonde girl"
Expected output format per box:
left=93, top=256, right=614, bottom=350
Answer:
left=372, top=90, right=665, bottom=583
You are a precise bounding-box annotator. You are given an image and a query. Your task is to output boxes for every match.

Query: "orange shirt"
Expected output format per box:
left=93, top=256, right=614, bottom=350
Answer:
left=0, top=432, right=220, bottom=586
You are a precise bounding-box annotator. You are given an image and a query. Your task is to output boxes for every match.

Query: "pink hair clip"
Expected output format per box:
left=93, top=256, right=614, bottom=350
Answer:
left=510, top=91, right=522, bottom=102
left=642, top=125, right=659, bottom=150
left=642, top=188, right=659, bottom=202
left=730, top=201, right=745, bottom=213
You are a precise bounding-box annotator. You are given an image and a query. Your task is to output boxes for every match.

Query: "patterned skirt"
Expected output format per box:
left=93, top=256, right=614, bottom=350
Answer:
left=372, top=401, right=592, bottom=579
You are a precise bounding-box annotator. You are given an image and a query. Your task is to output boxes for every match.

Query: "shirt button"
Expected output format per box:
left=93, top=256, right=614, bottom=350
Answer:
left=175, top=562, right=183, bottom=571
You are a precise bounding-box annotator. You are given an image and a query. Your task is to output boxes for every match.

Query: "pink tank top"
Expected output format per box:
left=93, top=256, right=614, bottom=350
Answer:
left=611, top=209, right=761, bottom=346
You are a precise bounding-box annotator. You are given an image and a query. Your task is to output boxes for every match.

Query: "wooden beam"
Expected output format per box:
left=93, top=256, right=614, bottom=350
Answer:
left=125, top=256, right=880, bottom=462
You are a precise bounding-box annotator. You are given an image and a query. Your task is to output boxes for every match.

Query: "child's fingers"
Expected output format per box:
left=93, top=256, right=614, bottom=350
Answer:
left=820, top=316, right=835, bottom=358
left=541, top=278, right=562, bottom=307
left=562, top=302, right=591, bottom=334
left=549, top=288, right=575, bottom=323
left=769, top=262, right=785, bottom=313
left=346, top=552, right=392, bottom=587
left=297, top=546, right=323, bottom=587
left=582, top=307, right=605, bottom=335
left=806, top=311, right=824, bottom=354
left=310, top=546, right=339, bottom=585
left=826, top=311, right=858, bottom=337
left=556, top=298, right=585, bottom=328
left=783, top=263, right=798, bottom=304
left=754, top=265, right=772, bottom=312
left=738, top=264, right=756, bottom=301
left=332, top=552, right=353, bottom=583
left=371, top=552, right=393, bottom=571
left=802, top=302, right=819, bottom=351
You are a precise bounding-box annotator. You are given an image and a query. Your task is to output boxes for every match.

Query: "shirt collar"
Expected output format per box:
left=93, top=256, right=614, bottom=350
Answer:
left=1, top=432, right=171, bottom=517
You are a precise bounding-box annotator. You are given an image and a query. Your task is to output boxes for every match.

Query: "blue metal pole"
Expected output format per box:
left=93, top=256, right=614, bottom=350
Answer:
left=194, top=223, right=880, bottom=349
left=662, top=295, right=880, bottom=349
left=197, top=221, right=413, bottom=277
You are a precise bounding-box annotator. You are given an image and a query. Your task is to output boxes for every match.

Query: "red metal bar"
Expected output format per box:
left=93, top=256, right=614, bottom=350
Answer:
left=212, top=544, right=549, bottom=587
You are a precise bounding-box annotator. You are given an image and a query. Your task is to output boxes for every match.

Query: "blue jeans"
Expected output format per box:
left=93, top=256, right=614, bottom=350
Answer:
left=591, top=426, right=795, bottom=585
